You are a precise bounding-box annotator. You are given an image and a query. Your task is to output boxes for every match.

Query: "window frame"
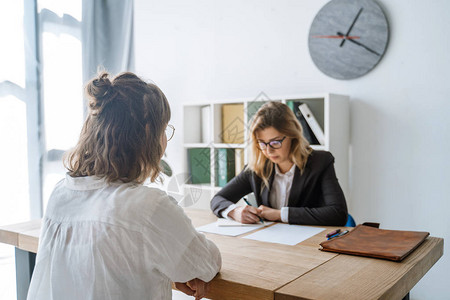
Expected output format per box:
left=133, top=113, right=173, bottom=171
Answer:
left=0, top=0, right=82, bottom=219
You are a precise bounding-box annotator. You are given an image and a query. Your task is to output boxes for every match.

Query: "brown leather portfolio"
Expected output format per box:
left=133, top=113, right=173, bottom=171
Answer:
left=319, top=225, right=430, bottom=261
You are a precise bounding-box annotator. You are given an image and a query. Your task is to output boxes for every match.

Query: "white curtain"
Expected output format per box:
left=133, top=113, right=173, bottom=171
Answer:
left=82, top=0, right=135, bottom=86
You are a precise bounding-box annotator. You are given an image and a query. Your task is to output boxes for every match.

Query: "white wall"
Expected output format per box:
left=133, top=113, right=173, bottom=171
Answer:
left=134, top=1, right=450, bottom=299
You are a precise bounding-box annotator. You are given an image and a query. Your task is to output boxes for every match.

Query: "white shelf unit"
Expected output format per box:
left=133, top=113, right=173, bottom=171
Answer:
left=181, top=94, right=349, bottom=210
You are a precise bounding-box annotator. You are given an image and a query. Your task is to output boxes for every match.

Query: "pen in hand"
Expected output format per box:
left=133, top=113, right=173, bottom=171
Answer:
left=243, top=198, right=265, bottom=224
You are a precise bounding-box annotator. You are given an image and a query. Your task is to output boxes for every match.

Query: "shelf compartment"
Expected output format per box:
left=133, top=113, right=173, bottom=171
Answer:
left=213, top=102, right=245, bottom=144
left=183, top=105, right=211, bottom=144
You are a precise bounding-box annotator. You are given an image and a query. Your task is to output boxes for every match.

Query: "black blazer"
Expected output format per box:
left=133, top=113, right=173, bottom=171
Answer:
left=210, top=150, right=348, bottom=226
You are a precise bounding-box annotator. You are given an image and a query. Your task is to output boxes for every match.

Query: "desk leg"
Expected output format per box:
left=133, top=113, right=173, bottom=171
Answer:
left=15, top=248, right=36, bottom=300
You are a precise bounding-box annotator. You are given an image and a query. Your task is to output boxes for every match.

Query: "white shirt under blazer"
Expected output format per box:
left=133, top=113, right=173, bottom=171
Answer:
left=27, top=174, right=221, bottom=300
left=221, top=164, right=295, bottom=223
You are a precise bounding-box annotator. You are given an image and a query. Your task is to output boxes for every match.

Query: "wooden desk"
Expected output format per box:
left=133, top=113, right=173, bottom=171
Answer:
left=0, top=209, right=443, bottom=300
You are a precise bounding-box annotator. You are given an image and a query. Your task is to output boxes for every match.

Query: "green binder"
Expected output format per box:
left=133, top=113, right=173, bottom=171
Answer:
left=215, top=148, right=236, bottom=187
left=187, top=148, right=211, bottom=184
left=246, top=101, right=267, bottom=123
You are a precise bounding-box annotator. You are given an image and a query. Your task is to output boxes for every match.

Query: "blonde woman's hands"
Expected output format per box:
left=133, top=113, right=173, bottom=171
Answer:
left=257, top=205, right=281, bottom=222
left=229, top=206, right=260, bottom=224
left=174, top=278, right=210, bottom=299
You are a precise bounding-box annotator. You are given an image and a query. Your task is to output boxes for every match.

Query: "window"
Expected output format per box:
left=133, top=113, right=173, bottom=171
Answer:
left=38, top=1, right=82, bottom=209
left=0, top=0, right=29, bottom=226
left=0, top=0, right=83, bottom=223
left=0, top=3, right=30, bottom=299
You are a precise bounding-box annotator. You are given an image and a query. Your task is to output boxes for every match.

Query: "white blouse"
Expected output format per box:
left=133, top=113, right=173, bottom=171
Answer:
left=269, top=164, right=296, bottom=223
left=27, top=174, right=221, bottom=300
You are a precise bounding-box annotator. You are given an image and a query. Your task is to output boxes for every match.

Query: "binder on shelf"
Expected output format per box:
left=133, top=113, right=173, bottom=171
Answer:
left=287, top=101, right=319, bottom=145
left=215, top=148, right=236, bottom=187
left=299, top=103, right=325, bottom=145
left=246, top=101, right=267, bottom=123
left=235, top=148, right=245, bottom=176
left=221, top=104, right=245, bottom=144
left=187, top=148, right=211, bottom=184
left=201, top=105, right=210, bottom=143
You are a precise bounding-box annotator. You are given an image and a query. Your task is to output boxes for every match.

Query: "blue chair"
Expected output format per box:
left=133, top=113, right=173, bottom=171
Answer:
left=345, top=213, right=356, bottom=227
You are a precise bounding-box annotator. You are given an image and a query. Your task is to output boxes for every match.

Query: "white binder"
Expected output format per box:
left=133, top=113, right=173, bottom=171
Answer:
left=298, top=103, right=325, bottom=145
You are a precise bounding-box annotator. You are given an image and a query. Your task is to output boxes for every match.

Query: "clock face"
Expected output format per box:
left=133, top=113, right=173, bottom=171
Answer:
left=308, top=0, right=389, bottom=80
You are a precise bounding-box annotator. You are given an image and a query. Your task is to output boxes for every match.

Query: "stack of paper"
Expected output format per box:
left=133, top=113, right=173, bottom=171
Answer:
left=196, top=220, right=324, bottom=245
left=196, top=220, right=271, bottom=237
left=217, top=218, right=271, bottom=227
left=243, top=223, right=324, bottom=245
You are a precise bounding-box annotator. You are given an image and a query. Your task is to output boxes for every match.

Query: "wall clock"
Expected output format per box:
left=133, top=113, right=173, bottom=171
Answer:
left=308, top=0, right=389, bottom=80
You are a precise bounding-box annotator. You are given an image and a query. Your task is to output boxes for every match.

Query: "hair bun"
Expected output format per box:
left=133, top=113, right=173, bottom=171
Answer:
left=86, top=72, right=115, bottom=113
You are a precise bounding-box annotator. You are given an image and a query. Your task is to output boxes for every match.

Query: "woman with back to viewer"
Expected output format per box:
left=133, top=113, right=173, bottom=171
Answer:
left=27, top=72, right=221, bottom=300
left=211, top=101, right=348, bottom=225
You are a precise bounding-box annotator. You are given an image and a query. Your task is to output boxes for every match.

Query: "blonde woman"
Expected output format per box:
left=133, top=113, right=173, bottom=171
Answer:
left=211, top=101, right=347, bottom=225
left=28, top=72, right=221, bottom=300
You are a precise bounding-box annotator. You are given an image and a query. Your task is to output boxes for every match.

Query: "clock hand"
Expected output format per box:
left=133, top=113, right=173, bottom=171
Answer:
left=347, top=39, right=381, bottom=56
left=312, top=35, right=360, bottom=39
left=337, top=32, right=381, bottom=56
left=340, top=7, right=363, bottom=47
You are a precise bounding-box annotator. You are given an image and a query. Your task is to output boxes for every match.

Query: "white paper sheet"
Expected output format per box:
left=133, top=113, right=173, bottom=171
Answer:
left=196, top=221, right=268, bottom=236
left=217, top=218, right=273, bottom=227
left=243, top=223, right=325, bottom=245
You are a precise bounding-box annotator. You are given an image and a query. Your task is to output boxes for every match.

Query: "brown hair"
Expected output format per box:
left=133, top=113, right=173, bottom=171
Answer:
left=248, top=101, right=312, bottom=188
left=64, top=72, right=171, bottom=183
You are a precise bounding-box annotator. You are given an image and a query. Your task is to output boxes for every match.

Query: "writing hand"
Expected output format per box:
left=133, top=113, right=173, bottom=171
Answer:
left=257, top=205, right=281, bottom=222
left=229, top=206, right=260, bottom=224
left=340, top=7, right=363, bottom=47
left=337, top=32, right=381, bottom=56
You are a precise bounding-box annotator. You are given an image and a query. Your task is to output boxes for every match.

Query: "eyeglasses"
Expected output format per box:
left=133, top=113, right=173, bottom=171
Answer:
left=165, top=124, right=175, bottom=141
left=257, top=136, right=287, bottom=150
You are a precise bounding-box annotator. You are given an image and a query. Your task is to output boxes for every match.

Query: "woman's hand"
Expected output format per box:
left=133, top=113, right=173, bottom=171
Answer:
left=229, top=206, right=260, bottom=224
left=258, top=205, right=281, bottom=222
left=174, top=278, right=210, bottom=299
